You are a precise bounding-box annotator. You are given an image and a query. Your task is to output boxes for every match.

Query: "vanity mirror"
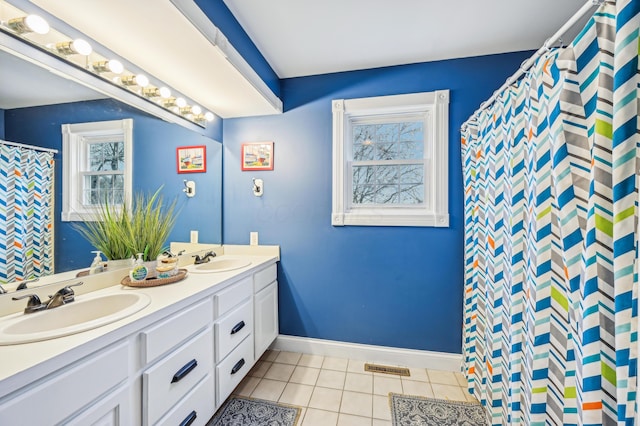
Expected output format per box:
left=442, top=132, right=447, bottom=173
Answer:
left=0, top=13, right=223, bottom=294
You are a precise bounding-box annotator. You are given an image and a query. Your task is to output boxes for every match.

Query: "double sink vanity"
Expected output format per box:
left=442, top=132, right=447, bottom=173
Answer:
left=0, top=245, right=280, bottom=425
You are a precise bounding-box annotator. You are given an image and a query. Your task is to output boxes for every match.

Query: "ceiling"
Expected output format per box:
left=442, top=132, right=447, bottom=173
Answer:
left=223, top=0, right=590, bottom=78
left=1, top=0, right=592, bottom=115
left=10, top=0, right=281, bottom=118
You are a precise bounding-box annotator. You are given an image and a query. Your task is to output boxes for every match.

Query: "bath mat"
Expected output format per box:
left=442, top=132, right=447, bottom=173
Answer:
left=390, top=393, right=487, bottom=426
left=208, top=396, right=301, bottom=426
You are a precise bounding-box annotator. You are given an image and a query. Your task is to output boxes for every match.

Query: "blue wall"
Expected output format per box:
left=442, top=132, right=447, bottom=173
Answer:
left=223, top=51, right=532, bottom=354
left=0, top=108, right=4, bottom=139
left=5, top=99, right=223, bottom=272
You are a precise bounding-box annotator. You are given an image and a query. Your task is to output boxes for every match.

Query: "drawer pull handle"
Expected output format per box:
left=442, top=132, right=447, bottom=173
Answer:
left=230, top=320, right=246, bottom=335
left=231, top=358, right=246, bottom=375
left=171, top=359, right=198, bottom=383
left=179, top=410, right=197, bottom=426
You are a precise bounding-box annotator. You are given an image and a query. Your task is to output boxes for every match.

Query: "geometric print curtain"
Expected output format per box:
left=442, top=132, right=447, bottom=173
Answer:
left=0, top=142, right=54, bottom=284
left=461, top=1, right=639, bottom=424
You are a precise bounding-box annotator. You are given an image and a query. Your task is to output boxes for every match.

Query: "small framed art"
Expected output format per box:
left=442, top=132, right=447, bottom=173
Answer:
left=177, top=145, right=206, bottom=173
left=241, top=142, right=274, bottom=171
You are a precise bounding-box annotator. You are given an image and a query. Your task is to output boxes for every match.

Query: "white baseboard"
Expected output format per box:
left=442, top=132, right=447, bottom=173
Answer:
left=271, top=335, right=462, bottom=372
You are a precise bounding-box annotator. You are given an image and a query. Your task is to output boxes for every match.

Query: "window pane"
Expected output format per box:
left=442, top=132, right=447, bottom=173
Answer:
left=399, top=165, right=423, bottom=184
left=89, top=141, right=125, bottom=171
left=375, top=143, right=396, bottom=160
left=375, top=123, right=399, bottom=142
left=399, top=184, right=424, bottom=204
left=397, top=141, right=423, bottom=159
left=376, top=185, right=399, bottom=204
left=375, top=165, right=398, bottom=184
left=353, top=164, right=424, bottom=206
left=353, top=125, right=375, bottom=161
left=83, top=174, right=124, bottom=206
left=399, top=122, right=423, bottom=142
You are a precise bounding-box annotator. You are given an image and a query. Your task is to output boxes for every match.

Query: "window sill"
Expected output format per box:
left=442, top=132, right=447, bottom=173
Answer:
left=332, top=211, right=449, bottom=227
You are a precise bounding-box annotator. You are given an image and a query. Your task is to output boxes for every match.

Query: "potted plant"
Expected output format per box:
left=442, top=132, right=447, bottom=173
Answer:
left=73, top=187, right=178, bottom=264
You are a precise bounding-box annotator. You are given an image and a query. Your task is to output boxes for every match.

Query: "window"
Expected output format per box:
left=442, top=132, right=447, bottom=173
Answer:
left=332, top=91, right=449, bottom=227
left=61, top=119, right=133, bottom=222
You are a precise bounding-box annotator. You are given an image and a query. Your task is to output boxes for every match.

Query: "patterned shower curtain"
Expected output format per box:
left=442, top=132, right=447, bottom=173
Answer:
left=0, top=142, right=55, bottom=284
left=461, top=1, right=639, bottom=425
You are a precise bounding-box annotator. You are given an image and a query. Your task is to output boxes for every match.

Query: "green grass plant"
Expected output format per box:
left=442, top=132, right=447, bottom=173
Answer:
left=73, top=187, right=178, bottom=261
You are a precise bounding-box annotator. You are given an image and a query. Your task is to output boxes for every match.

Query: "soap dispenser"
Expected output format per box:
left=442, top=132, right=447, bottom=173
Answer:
left=89, top=251, right=104, bottom=275
left=129, top=253, right=148, bottom=282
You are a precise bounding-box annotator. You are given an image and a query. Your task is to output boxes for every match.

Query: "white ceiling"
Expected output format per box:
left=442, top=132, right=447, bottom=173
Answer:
left=2, top=0, right=592, bottom=115
left=223, top=0, right=590, bottom=78
left=21, top=0, right=281, bottom=118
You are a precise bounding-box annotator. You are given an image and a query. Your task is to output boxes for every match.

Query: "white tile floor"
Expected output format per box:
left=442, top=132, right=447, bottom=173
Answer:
left=230, top=350, right=477, bottom=426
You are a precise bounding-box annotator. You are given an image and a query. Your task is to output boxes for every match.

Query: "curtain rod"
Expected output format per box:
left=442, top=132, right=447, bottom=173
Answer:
left=0, top=139, right=58, bottom=154
left=461, top=0, right=604, bottom=131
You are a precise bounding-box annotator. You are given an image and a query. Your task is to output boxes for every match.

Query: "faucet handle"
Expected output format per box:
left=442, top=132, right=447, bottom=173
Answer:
left=12, top=294, right=46, bottom=314
left=58, top=281, right=83, bottom=301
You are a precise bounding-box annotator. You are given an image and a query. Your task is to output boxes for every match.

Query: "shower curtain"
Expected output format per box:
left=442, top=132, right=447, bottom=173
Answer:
left=0, top=142, right=55, bottom=284
left=461, top=1, right=639, bottom=425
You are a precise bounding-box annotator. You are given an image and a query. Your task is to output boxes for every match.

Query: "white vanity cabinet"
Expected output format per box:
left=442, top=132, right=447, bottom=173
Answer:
left=0, top=340, right=131, bottom=425
left=214, top=276, right=254, bottom=406
left=141, top=299, right=215, bottom=426
left=0, top=256, right=279, bottom=426
left=253, top=263, right=279, bottom=358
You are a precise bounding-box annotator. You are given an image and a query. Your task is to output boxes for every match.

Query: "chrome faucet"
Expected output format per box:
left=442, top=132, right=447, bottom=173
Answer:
left=46, top=282, right=83, bottom=309
left=193, top=251, right=216, bottom=264
left=12, top=281, right=83, bottom=314
left=12, top=294, right=46, bottom=314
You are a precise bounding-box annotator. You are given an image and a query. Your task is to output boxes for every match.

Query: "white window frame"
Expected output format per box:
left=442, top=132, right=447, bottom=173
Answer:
left=332, top=90, right=449, bottom=227
left=61, top=119, right=133, bottom=222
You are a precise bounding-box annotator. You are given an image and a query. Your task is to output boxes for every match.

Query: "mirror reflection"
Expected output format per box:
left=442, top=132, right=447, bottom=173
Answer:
left=0, top=38, right=222, bottom=294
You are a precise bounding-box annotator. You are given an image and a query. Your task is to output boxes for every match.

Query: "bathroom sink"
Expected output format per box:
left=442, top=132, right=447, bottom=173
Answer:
left=190, top=258, right=251, bottom=273
left=0, top=292, right=151, bottom=345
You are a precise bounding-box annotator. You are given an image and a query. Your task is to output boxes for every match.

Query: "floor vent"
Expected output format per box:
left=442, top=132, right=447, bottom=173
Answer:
left=364, top=363, right=410, bottom=377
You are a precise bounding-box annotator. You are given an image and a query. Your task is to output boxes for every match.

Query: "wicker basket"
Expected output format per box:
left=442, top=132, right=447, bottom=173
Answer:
left=121, top=268, right=188, bottom=288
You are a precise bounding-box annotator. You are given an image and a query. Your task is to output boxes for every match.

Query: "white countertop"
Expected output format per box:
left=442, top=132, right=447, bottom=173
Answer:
left=0, top=251, right=278, bottom=400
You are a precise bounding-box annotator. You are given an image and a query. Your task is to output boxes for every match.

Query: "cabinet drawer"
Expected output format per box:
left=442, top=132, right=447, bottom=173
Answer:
left=215, top=299, right=253, bottom=362
left=144, top=327, right=214, bottom=426
left=254, top=263, right=277, bottom=293
left=141, top=298, right=213, bottom=364
left=216, top=335, right=254, bottom=406
left=215, top=276, right=251, bottom=318
left=155, top=373, right=215, bottom=426
left=0, top=341, right=128, bottom=425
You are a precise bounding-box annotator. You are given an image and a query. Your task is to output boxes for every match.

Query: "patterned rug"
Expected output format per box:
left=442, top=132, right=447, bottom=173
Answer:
left=208, top=396, right=301, bottom=426
left=390, top=393, right=487, bottom=426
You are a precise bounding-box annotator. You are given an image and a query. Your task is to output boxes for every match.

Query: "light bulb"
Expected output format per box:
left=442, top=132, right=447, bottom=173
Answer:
left=8, top=15, right=49, bottom=34
left=192, top=105, right=202, bottom=115
left=159, top=87, right=171, bottom=98
left=107, top=59, right=123, bottom=74
left=121, top=74, right=149, bottom=87
left=204, top=112, right=215, bottom=122
left=135, top=74, right=149, bottom=88
left=93, top=59, right=123, bottom=74
left=176, top=98, right=187, bottom=108
left=56, top=39, right=92, bottom=56
left=72, top=39, right=92, bottom=55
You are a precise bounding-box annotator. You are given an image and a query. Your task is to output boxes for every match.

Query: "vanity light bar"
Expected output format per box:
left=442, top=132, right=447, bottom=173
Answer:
left=0, top=2, right=216, bottom=125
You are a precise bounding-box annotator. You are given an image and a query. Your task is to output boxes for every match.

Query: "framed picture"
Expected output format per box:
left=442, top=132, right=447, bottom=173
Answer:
left=241, top=142, right=274, bottom=171
left=177, top=145, right=206, bottom=173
